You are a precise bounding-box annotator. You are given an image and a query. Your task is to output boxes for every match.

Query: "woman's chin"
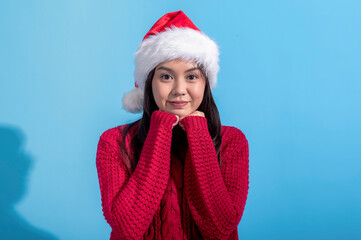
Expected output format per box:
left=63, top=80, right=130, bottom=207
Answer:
left=164, top=109, right=191, bottom=118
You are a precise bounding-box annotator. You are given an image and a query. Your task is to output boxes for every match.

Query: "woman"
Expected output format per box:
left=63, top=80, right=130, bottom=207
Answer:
left=96, top=11, right=249, bottom=240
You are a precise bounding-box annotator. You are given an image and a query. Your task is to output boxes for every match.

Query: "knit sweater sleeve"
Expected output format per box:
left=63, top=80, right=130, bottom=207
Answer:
left=96, top=110, right=177, bottom=239
left=180, top=116, right=249, bottom=240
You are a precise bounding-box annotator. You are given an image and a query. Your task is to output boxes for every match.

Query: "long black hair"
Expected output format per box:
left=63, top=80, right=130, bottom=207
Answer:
left=120, top=62, right=222, bottom=174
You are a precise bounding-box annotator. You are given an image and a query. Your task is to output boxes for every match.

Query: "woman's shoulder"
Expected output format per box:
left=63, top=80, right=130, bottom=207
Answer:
left=99, top=123, right=138, bottom=148
left=220, top=125, right=248, bottom=148
left=219, top=125, right=249, bottom=165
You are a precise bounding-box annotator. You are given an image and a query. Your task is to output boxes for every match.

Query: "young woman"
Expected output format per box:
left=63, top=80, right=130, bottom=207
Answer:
left=96, top=11, right=249, bottom=240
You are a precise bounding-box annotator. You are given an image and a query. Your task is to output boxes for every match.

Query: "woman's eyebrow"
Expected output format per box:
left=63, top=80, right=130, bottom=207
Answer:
left=155, top=66, right=200, bottom=73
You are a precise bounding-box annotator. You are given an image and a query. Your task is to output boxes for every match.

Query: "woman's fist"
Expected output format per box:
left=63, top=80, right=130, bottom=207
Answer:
left=160, top=110, right=205, bottom=130
left=178, top=111, right=205, bottom=130
left=182, top=110, right=205, bottom=118
left=172, top=115, right=180, bottom=129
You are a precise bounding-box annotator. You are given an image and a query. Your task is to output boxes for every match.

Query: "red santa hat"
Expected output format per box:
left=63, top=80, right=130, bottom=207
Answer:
left=122, top=10, right=220, bottom=113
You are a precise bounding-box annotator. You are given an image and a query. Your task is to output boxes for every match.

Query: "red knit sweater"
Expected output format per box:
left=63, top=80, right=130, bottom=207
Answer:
left=96, top=110, right=249, bottom=239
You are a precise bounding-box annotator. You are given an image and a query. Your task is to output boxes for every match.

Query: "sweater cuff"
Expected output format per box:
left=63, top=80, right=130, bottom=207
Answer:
left=150, top=110, right=178, bottom=129
left=180, top=115, right=208, bottom=132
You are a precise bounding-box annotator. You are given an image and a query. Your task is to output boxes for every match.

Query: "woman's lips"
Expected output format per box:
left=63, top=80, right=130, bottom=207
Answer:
left=169, top=101, right=188, bottom=108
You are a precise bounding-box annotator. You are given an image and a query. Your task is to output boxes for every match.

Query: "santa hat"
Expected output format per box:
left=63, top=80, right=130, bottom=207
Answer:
left=122, top=10, right=220, bottom=113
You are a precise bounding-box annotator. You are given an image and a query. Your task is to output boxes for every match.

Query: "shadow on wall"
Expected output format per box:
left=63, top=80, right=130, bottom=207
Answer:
left=0, top=125, right=58, bottom=240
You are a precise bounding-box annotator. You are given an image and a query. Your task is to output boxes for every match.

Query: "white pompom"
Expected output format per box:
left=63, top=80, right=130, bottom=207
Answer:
left=122, top=88, right=144, bottom=113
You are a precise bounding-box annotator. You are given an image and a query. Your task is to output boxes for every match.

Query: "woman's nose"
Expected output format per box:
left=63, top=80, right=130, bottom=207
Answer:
left=172, top=79, right=187, bottom=96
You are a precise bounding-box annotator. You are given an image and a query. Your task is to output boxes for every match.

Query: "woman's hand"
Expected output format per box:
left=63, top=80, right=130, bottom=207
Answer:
left=178, top=111, right=205, bottom=130
left=159, top=109, right=205, bottom=130
left=158, top=109, right=205, bottom=131
left=172, top=115, right=180, bottom=129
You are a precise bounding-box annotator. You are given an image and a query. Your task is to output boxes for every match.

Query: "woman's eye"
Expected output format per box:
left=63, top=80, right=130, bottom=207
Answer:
left=160, top=74, right=172, bottom=80
left=188, top=75, right=198, bottom=80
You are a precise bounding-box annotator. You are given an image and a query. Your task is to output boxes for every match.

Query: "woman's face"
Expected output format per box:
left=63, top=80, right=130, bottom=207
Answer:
left=152, top=59, right=206, bottom=118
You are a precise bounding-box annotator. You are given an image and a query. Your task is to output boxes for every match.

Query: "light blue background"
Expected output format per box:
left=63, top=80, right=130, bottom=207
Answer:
left=1, top=0, right=360, bottom=239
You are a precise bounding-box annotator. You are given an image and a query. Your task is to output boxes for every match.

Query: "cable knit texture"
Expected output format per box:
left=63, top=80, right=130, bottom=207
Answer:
left=96, top=110, right=249, bottom=239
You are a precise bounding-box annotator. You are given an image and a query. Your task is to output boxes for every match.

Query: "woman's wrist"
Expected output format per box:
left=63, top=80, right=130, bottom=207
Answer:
left=150, top=110, right=178, bottom=129
left=180, top=115, right=208, bottom=132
